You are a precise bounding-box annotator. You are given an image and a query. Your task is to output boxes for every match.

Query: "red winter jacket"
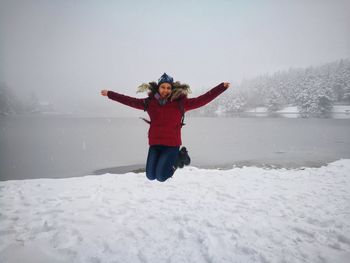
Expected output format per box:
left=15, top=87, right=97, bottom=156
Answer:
left=107, top=82, right=228, bottom=146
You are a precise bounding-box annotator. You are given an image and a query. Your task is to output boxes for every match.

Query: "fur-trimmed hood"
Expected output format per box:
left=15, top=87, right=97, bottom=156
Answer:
left=137, top=81, right=192, bottom=101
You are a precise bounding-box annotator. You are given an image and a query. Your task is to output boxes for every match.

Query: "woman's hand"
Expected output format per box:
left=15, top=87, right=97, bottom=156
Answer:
left=101, top=90, right=108, bottom=96
left=223, top=82, right=231, bottom=88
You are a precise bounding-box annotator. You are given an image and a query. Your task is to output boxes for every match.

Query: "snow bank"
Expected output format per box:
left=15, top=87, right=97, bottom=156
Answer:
left=1, top=160, right=350, bottom=263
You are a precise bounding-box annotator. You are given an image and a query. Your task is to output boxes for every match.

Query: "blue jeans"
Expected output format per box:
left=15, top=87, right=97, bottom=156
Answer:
left=146, top=145, right=180, bottom=182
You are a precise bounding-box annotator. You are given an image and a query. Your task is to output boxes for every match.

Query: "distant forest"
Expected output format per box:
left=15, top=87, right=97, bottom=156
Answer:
left=191, top=58, right=350, bottom=118
left=0, top=83, right=43, bottom=116
left=1, top=58, right=349, bottom=117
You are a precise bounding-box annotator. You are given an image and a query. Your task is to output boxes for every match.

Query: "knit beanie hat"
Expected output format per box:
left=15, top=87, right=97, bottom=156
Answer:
left=157, top=73, right=174, bottom=86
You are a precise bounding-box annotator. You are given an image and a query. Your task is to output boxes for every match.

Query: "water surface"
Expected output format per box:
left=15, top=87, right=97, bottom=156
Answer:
left=1, top=115, right=350, bottom=180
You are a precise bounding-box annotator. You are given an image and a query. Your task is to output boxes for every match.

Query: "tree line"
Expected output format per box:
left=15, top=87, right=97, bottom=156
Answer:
left=192, top=58, right=350, bottom=118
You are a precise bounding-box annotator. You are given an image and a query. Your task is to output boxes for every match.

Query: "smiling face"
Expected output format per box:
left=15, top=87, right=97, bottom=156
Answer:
left=158, top=83, right=172, bottom=98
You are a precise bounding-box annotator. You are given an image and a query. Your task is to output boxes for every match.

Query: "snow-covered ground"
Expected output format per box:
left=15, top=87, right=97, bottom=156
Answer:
left=1, top=160, right=350, bottom=263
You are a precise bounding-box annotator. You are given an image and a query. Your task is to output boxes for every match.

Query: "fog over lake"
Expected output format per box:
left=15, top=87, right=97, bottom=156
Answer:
left=1, top=0, right=349, bottom=116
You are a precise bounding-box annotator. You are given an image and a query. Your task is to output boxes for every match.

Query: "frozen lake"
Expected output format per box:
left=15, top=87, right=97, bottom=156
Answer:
left=1, top=115, right=350, bottom=181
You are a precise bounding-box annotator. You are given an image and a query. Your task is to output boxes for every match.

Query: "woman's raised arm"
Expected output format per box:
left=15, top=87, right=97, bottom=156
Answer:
left=101, top=89, right=145, bottom=110
left=184, top=82, right=230, bottom=111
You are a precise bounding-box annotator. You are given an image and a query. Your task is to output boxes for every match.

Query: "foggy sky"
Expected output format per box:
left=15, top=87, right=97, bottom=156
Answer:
left=0, top=0, right=349, bottom=116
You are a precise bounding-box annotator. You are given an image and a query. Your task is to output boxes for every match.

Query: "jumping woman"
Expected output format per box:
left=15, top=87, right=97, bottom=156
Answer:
left=101, top=73, right=230, bottom=182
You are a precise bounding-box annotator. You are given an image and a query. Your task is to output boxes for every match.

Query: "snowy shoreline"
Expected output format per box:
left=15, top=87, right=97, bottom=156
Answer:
left=92, top=158, right=342, bottom=178
left=1, top=159, right=350, bottom=262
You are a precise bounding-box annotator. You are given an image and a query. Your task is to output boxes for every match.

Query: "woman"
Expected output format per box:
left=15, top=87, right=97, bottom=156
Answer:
left=101, top=73, right=230, bottom=182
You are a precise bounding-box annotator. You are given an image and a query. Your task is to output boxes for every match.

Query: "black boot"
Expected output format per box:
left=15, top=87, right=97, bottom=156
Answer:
left=180, top=147, right=191, bottom=166
left=175, top=146, right=191, bottom=169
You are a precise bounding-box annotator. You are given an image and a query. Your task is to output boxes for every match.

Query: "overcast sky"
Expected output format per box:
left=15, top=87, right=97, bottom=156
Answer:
left=0, top=0, right=349, bottom=116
